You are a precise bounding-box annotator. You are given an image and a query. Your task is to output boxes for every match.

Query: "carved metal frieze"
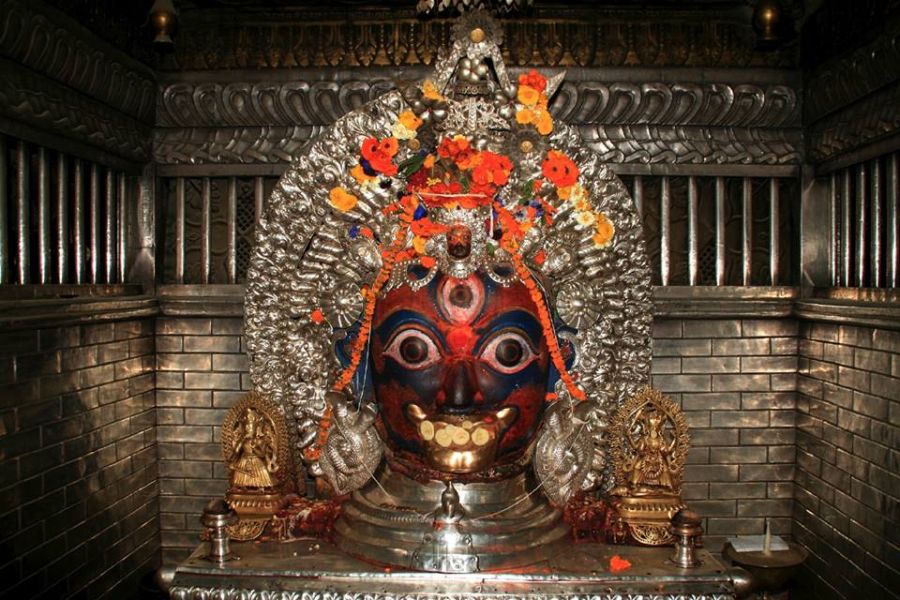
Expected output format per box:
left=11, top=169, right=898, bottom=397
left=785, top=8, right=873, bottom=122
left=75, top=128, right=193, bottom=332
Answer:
left=0, top=59, right=151, bottom=163
left=154, top=78, right=800, bottom=166
left=157, top=78, right=800, bottom=129
left=807, top=81, right=900, bottom=165
left=169, top=11, right=794, bottom=71
left=0, top=0, right=156, bottom=124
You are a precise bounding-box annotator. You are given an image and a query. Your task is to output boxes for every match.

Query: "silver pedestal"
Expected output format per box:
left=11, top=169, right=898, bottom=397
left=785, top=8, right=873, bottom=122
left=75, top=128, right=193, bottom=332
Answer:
left=170, top=538, right=743, bottom=600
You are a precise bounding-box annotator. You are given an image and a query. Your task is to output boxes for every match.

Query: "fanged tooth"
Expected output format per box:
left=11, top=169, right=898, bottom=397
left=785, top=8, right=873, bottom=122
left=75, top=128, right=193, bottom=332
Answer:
left=419, top=420, right=435, bottom=441
left=452, top=427, right=470, bottom=446
left=406, top=404, right=427, bottom=422
left=434, top=428, right=452, bottom=447
left=495, top=407, right=516, bottom=427
left=472, top=428, right=490, bottom=446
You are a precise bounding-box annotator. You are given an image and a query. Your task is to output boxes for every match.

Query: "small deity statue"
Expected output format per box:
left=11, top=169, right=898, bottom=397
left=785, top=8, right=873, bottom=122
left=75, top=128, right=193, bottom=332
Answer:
left=620, top=408, right=678, bottom=495
left=221, top=393, right=293, bottom=517
left=230, top=407, right=279, bottom=489
left=608, top=387, right=690, bottom=546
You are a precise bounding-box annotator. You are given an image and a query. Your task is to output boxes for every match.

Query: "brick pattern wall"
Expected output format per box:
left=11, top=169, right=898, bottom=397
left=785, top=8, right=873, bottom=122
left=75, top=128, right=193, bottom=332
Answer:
left=0, top=319, right=159, bottom=599
left=155, top=317, right=248, bottom=564
left=794, top=322, right=900, bottom=600
left=651, top=318, right=798, bottom=549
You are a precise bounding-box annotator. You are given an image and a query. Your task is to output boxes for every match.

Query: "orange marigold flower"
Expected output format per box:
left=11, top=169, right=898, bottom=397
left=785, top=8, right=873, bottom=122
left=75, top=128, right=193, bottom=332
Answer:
left=593, top=212, right=615, bottom=248
left=410, top=218, right=449, bottom=237
left=423, top=154, right=436, bottom=169
left=534, top=249, right=547, bottom=265
left=310, top=309, right=326, bottom=324
left=329, top=187, right=358, bottom=212
left=438, top=135, right=476, bottom=169
left=398, top=110, right=423, bottom=131
left=542, top=150, right=579, bottom=187
left=351, top=164, right=376, bottom=185
left=419, top=255, right=436, bottom=268
left=517, top=84, right=541, bottom=107
left=422, top=79, right=443, bottom=101
left=519, top=68, right=547, bottom=93
left=609, top=555, right=632, bottom=573
left=471, top=151, right=513, bottom=187
left=535, top=109, right=553, bottom=135
left=516, top=108, right=535, bottom=125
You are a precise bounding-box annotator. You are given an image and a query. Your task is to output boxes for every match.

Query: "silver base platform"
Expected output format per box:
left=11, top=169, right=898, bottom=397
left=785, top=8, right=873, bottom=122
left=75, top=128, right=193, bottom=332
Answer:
left=169, top=538, right=743, bottom=599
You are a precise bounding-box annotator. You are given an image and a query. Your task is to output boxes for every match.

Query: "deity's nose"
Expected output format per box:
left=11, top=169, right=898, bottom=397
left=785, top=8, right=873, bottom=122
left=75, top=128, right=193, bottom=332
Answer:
left=439, top=361, right=479, bottom=412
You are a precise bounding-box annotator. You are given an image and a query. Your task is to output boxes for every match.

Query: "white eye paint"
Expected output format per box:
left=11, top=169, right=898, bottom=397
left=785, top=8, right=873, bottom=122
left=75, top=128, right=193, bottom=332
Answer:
left=384, top=327, right=443, bottom=370
left=479, top=330, right=536, bottom=375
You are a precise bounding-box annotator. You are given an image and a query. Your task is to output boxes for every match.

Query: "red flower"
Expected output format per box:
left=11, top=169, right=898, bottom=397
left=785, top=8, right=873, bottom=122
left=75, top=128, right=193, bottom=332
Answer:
left=437, top=136, right=476, bottom=169
left=519, top=69, right=547, bottom=93
left=407, top=168, right=429, bottom=191
left=541, top=150, right=579, bottom=187
left=471, top=151, right=513, bottom=187
left=609, top=555, right=632, bottom=573
left=310, top=309, right=326, bottom=324
left=361, top=137, right=399, bottom=176
left=410, top=218, right=448, bottom=237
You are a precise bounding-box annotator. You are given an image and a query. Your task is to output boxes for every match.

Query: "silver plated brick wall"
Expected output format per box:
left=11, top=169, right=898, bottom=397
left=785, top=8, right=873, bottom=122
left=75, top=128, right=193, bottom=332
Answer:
left=0, top=315, right=160, bottom=598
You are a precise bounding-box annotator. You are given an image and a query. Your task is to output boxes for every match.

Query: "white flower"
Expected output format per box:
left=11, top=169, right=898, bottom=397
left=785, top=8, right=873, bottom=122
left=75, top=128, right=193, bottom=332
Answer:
left=391, top=122, right=417, bottom=140
left=575, top=210, right=596, bottom=229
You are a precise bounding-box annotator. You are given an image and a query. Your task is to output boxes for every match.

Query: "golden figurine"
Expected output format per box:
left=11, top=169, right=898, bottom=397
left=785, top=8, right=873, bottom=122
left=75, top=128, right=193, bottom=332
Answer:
left=221, top=392, right=294, bottom=519
left=608, top=387, right=689, bottom=546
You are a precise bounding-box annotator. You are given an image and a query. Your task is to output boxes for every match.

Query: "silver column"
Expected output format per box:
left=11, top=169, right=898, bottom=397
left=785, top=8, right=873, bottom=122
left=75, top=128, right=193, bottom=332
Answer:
left=73, top=160, right=85, bottom=284
left=856, top=164, right=867, bottom=287
left=0, top=135, right=8, bottom=284
left=89, top=163, right=101, bottom=283
left=841, top=169, right=852, bottom=286
left=227, top=177, right=237, bottom=283
left=687, top=176, right=699, bottom=286
left=887, top=153, right=898, bottom=288
left=57, top=152, right=69, bottom=283
left=118, top=173, right=128, bottom=283
left=105, top=169, right=117, bottom=283
left=201, top=177, right=211, bottom=284
left=16, top=140, right=30, bottom=284
left=254, top=176, right=265, bottom=227
left=769, top=178, right=780, bottom=285
left=715, top=177, right=726, bottom=286
left=870, top=159, right=882, bottom=288
left=742, top=177, right=752, bottom=286
left=175, top=177, right=185, bottom=284
left=37, top=147, right=51, bottom=284
left=660, top=176, right=671, bottom=285
left=632, top=175, right=643, bottom=216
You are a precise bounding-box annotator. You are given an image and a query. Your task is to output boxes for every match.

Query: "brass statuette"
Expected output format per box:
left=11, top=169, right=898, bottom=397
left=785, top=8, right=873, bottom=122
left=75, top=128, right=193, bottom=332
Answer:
left=222, top=392, right=295, bottom=517
left=608, top=387, right=690, bottom=546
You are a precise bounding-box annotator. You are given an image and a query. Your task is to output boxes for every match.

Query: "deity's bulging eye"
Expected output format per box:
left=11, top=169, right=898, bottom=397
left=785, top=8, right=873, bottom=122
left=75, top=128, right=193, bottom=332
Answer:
left=479, top=330, right=536, bottom=374
left=384, top=328, right=442, bottom=370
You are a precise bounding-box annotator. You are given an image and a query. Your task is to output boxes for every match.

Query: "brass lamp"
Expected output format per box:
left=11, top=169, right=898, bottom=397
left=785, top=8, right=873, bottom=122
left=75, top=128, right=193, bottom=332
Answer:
left=752, top=0, right=791, bottom=49
left=149, top=0, right=178, bottom=49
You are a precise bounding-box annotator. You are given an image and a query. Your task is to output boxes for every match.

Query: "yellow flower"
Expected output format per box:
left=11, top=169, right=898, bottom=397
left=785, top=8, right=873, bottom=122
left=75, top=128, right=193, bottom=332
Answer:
left=398, top=110, right=423, bottom=131
left=557, top=185, right=572, bottom=200
left=422, top=80, right=443, bottom=101
left=516, top=108, right=535, bottom=125
left=517, top=85, right=541, bottom=106
left=329, top=187, right=358, bottom=212
left=423, top=154, right=436, bottom=169
left=593, top=212, right=615, bottom=248
left=412, top=236, right=427, bottom=254
left=535, top=108, right=553, bottom=135
left=569, top=183, right=588, bottom=204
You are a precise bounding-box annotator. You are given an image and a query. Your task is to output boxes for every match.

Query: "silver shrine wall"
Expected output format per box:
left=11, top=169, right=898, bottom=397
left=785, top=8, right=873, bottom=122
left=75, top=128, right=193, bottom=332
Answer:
left=0, top=1, right=898, bottom=599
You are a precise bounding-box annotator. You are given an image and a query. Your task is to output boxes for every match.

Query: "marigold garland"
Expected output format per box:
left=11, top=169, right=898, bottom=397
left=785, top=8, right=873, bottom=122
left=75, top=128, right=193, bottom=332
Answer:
left=510, top=253, right=586, bottom=402
left=303, top=201, right=417, bottom=462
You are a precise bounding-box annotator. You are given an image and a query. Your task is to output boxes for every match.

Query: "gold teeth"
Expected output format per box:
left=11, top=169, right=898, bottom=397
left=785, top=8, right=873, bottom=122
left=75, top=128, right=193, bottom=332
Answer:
left=419, top=420, right=490, bottom=448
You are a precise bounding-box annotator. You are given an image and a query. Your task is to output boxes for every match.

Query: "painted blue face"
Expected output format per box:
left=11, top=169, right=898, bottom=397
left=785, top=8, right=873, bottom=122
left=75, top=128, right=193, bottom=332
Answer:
left=367, top=271, right=552, bottom=476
